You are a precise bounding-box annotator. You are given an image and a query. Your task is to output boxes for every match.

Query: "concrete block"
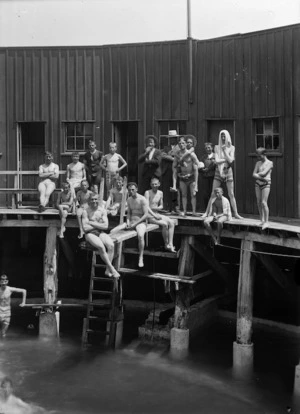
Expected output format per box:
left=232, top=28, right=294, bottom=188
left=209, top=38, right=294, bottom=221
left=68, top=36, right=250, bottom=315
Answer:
left=232, top=341, right=254, bottom=380
left=39, top=312, right=58, bottom=337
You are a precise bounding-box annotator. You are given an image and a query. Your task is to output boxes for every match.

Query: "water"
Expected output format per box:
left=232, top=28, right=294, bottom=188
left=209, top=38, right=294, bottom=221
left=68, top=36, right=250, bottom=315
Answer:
left=0, top=316, right=299, bottom=413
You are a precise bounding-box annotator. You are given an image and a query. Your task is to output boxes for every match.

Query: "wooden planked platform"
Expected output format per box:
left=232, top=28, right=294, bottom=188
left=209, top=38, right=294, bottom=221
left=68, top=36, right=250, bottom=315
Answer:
left=119, top=267, right=196, bottom=284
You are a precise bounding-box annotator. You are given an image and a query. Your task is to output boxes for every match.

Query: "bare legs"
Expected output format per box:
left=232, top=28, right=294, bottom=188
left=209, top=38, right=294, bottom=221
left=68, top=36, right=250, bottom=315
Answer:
left=58, top=205, right=70, bottom=238
left=203, top=179, right=242, bottom=219
left=85, top=232, right=119, bottom=278
left=149, top=216, right=176, bottom=252
left=255, top=186, right=271, bottom=230
left=136, top=223, right=147, bottom=268
left=204, top=215, right=227, bottom=245
left=76, top=207, right=85, bottom=239
left=38, top=180, right=56, bottom=210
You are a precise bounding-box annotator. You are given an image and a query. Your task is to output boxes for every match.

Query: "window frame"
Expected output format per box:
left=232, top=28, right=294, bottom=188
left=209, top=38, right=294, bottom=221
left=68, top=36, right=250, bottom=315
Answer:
left=62, top=121, right=95, bottom=153
left=157, top=120, right=187, bottom=150
left=253, top=116, right=281, bottom=153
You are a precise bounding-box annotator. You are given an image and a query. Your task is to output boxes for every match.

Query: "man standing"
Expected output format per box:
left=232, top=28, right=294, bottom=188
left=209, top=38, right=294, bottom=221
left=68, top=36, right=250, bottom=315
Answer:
left=82, top=193, right=120, bottom=278
left=172, top=137, right=199, bottom=216
left=138, top=135, right=161, bottom=195
left=83, top=140, right=103, bottom=193
left=38, top=151, right=59, bottom=212
left=0, top=274, right=27, bottom=338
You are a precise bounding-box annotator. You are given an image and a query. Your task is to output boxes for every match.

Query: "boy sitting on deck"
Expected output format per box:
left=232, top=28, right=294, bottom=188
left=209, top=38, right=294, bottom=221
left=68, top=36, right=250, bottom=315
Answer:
left=66, top=151, right=86, bottom=201
left=100, top=142, right=127, bottom=197
left=0, top=274, right=26, bottom=338
left=110, top=182, right=149, bottom=268
left=106, top=176, right=127, bottom=216
left=56, top=182, right=74, bottom=239
left=144, top=177, right=176, bottom=253
left=203, top=187, right=232, bottom=245
left=76, top=180, right=93, bottom=239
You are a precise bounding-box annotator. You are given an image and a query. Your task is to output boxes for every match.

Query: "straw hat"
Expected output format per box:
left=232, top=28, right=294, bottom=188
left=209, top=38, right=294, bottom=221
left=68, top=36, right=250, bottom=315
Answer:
left=168, top=130, right=180, bottom=136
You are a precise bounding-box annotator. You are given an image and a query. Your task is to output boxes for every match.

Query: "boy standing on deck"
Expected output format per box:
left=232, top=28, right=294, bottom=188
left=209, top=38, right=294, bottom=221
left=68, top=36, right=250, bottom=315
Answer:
left=144, top=177, right=176, bottom=252
left=0, top=274, right=26, bottom=338
left=100, top=142, right=127, bottom=196
left=203, top=187, right=232, bottom=245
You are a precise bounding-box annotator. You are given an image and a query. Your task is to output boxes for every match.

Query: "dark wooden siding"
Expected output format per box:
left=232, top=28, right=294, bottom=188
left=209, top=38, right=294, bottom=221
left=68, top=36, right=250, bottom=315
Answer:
left=195, top=25, right=300, bottom=218
left=0, top=41, right=189, bottom=173
left=1, top=24, right=300, bottom=217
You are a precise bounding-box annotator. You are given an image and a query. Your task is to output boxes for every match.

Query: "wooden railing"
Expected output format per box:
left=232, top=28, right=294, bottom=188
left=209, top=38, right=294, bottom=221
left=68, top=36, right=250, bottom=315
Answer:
left=0, top=170, right=66, bottom=209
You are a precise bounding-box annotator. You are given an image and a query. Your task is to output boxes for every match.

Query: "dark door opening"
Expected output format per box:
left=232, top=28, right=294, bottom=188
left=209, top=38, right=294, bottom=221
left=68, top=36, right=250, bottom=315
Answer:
left=206, top=120, right=235, bottom=145
left=113, top=122, right=138, bottom=183
left=18, top=122, right=45, bottom=202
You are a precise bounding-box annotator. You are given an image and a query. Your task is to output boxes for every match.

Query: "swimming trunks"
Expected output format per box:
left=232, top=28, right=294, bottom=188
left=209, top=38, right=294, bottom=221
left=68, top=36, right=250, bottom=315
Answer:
left=214, top=166, right=233, bottom=183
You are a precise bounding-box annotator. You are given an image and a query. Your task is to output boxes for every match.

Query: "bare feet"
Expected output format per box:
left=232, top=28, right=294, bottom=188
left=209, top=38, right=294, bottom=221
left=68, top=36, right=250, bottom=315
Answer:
left=58, top=233, right=64, bottom=239
left=166, top=244, right=176, bottom=253
left=262, top=222, right=269, bottom=230
left=179, top=211, right=186, bottom=217
left=201, top=213, right=208, bottom=219
left=78, top=233, right=84, bottom=239
left=138, top=257, right=144, bottom=268
left=233, top=214, right=243, bottom=219
left=110, top=270, right=120, bottom=279
left=170, top=187, right=177, bottom=193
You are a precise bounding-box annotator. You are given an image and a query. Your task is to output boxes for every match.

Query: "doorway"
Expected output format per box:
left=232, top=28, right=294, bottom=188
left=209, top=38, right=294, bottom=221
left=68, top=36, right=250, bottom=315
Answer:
left=113, top=122, right=138, bottom=182
left=17, top=122, right=45, bottom=202
left=206, top=120, right=235, bottom=145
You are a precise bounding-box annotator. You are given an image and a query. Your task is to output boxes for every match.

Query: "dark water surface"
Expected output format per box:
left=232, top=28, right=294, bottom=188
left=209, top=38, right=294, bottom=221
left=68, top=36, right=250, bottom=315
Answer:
left=0, top=316, right=300, bottom=414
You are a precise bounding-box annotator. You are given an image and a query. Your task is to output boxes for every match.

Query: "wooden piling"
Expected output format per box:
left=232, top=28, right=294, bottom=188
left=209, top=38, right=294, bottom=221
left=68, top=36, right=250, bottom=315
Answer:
left=236, top=239, right=256, bottom=345
left=43, top=227, right=58, bottom=304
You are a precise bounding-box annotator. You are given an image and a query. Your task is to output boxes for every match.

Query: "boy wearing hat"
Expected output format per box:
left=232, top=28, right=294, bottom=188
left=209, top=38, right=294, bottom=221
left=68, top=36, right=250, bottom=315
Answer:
left=0, top=274, right=27, bottom=338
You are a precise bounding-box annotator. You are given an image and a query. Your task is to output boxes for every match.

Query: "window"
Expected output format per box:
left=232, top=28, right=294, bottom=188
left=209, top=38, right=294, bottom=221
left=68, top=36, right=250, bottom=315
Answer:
left=158, top=121, right=186, bottom=150
left=63, top=122, right=94, bottom=152
left=254, top=118, right=279, bottom=151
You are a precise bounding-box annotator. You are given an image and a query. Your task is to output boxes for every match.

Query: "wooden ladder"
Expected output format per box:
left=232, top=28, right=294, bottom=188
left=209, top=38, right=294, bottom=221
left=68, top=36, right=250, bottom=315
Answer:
left=82, top=251, right=122, bottom=347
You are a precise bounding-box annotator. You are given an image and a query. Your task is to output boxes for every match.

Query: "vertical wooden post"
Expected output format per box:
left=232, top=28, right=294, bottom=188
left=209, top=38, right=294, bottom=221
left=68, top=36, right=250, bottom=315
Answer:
left=43, top=227, right=58, bottom=304
left=173, top=235, right=195, bottom=329
left=236, top=239, right=255, bottom=345
left=233, top=239, right=255, bottom=379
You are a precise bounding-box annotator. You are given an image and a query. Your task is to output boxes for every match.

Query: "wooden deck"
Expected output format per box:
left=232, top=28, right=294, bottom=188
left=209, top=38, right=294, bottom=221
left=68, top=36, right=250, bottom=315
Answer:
left=0, top=208, right=299, bottom=250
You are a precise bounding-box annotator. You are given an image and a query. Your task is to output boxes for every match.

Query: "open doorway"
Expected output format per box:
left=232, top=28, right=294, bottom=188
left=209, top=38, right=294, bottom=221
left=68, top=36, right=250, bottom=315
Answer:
left=206, top=120, right=235, bottom=145
left=113, top=122, right=139, bottom=182
left=17, top=122, right=45, bottom=202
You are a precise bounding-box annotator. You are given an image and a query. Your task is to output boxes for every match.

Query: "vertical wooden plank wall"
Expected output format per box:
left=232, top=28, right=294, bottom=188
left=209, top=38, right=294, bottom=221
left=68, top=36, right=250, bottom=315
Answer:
left=1, top=24, right=300, bottom=217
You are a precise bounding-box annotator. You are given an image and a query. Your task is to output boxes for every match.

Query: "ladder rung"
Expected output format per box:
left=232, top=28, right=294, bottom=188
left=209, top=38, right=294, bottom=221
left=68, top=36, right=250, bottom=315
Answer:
left=86, top=328, right=110, bottom=335
left=92, top=276, right=114, bottom=282
left=91, top=290, right=113, bottom=295
left=88, top=316, right=110, bottom=322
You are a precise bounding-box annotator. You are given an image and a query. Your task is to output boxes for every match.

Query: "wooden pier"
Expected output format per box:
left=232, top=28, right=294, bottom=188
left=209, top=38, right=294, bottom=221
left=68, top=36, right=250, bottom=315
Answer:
left=1, top=207, right=299, bottom=350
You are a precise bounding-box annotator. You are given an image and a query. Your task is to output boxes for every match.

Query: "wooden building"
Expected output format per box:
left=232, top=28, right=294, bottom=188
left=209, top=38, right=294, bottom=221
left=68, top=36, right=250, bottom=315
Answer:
left=0, top=23, right=300, bottom=217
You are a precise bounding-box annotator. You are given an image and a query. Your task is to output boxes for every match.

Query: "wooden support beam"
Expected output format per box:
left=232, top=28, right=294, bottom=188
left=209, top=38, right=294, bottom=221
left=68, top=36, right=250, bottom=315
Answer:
left=43, top=227, right=58, bottom=304
left=119, top=267, right=195, bottom=284
left=173, top=236, right=196, bottom=329
left=176, top=226, right=300, bottom=250
left=122, top=247, right=180, bottom=259
left=236, top=240, right=256, bottom=345
left=254, top=253, right=294, bottom=299
left=190, top=239, right=232, bottom=289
